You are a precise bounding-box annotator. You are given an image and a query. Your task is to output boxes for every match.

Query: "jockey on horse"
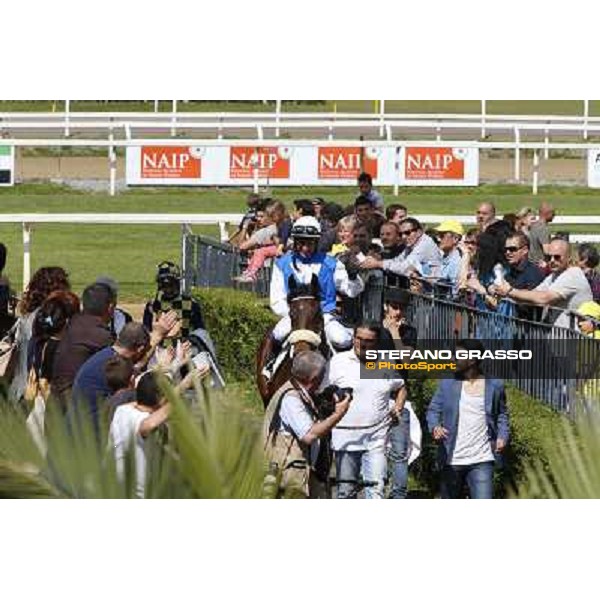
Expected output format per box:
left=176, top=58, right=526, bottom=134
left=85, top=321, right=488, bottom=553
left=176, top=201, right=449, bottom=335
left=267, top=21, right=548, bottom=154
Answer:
left=269, top=215, right=364, bottom=353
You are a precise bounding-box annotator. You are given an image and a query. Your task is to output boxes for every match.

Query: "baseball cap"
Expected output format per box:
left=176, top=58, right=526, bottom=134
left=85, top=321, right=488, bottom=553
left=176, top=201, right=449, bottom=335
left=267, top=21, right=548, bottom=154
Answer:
left=434, top=220, right=465, bottom=237
left=576, top=301, right=600, bottom=321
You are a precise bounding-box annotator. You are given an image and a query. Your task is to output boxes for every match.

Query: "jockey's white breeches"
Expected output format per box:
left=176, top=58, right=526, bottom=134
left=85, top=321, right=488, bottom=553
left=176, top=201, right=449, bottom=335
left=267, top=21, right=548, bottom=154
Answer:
left=272, top=313, right=353, bottom=348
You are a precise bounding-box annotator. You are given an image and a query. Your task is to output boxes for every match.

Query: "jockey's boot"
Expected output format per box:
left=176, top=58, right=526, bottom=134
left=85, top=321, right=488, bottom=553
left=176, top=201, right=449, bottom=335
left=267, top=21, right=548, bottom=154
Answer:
left=263, top=335, right=282, bottom=375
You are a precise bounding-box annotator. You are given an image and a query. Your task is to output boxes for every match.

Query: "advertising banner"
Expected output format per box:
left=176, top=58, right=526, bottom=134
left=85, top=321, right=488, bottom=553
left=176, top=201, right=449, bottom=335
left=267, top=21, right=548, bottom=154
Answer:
left=0, top=146, right=15, bottom=186
left=126, top=144, right=478, bottom=187
left=588, top=148, right=600, bottom=188
left=399, top=147, right=478, bottom=186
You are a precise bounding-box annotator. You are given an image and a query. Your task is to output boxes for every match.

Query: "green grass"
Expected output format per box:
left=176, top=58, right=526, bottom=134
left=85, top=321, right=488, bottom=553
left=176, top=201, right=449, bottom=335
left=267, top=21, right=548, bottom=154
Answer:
left=2, top=182, right=600, bottom=302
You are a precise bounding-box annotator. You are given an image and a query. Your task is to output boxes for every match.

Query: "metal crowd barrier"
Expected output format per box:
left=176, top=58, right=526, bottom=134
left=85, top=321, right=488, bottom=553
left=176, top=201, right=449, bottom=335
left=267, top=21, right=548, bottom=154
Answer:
left=183, top=233, right=272, bottom=297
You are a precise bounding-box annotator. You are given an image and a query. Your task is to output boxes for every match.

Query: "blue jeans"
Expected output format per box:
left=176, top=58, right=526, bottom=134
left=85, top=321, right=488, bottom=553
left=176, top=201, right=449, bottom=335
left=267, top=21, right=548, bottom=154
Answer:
left=440, top=461, right=494, bottom=499
left=387, top=408, right=410, bottom=499
left=336, top=447, right=387, bottom=499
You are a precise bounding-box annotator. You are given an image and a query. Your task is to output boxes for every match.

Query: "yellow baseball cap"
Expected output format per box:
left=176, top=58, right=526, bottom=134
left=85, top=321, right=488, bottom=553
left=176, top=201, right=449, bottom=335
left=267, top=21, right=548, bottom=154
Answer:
left=576, top=301, right=600, bottom=321
left=434, top=220, right=464, bottom=237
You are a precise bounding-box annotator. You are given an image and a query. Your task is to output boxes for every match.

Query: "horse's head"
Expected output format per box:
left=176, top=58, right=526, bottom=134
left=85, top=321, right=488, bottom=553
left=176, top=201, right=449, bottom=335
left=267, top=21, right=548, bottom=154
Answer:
left=287, top=274, right=323, bottom=349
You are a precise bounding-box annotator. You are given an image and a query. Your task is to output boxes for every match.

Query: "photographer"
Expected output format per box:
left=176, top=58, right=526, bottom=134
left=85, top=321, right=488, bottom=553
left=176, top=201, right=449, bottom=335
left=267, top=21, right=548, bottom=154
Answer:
left=263, top=351, right=351, bottom=499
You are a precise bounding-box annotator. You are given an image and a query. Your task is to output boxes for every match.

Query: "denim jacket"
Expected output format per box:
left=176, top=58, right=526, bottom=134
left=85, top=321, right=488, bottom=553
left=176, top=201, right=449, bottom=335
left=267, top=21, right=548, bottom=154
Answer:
left=426, top=378, right=510, bottom=468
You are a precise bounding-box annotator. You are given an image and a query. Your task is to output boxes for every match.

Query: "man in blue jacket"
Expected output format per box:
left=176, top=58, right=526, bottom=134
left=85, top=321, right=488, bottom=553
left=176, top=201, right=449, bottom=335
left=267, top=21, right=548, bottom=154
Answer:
left=426, top=338, right=510, bottom=499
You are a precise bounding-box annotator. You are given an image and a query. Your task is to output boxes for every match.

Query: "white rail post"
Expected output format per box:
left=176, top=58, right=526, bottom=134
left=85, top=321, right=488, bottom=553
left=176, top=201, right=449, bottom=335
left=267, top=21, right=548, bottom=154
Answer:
left=154, top=100, right=159, bottom=112
left=436, top=120, right=442, bottom=142
left=532, top=150, right=539, bottom=195
left=583, top=99, right=589, bottom=140
left=328, top=118, right=334, bottom=141
left=275, top=99, right=282, bottom=137
left=65, top=99, right=71, bottom=137
left=171, top=100, right=177, bottom=137
left=514, top=127, right=521, bottom=182
left=379, top=100, right=385, bottom=137
left=481, top=99, right=486, bottom=139
left=252, top=152, right=259, bottom=194
left=393, top=146, right=400, bottom=197
left=108, top=131, right=116, bottom=197
left=544, top=126, right=550, bottom=160
left=22, top=222, right=32, bottom=291
left=218, top=221, right=228, bottom=242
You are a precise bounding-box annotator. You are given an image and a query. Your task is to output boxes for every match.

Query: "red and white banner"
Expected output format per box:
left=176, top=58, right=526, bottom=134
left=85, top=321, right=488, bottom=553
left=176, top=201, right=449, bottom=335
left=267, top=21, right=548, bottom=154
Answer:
left=399, top=147, right=478, bottom=186
left=126, top=145, right=478, bottom=186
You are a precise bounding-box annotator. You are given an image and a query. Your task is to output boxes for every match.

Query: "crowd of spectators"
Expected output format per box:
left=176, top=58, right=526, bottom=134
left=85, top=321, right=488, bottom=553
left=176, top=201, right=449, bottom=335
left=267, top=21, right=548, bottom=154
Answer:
left=230, top=173, right=600, bottom=338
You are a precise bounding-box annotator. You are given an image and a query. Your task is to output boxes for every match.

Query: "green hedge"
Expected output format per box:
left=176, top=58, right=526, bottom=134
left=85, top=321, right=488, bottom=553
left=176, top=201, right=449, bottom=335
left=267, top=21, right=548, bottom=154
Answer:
left=193, top=288, right=566, bottom=497
left=192, top=288, right=277, bottom=384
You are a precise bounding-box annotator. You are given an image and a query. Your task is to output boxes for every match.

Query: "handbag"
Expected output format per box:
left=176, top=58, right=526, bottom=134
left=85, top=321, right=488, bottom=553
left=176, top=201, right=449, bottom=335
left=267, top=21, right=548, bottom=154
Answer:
left=0, top=320, right=21, bottom=380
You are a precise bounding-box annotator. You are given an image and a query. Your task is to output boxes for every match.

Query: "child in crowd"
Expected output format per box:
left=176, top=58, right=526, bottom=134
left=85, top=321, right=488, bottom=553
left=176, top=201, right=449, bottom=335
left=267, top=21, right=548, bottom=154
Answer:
left=235, top=200, right=290, bottom=283
left=109, top=371, right=169, bottom=498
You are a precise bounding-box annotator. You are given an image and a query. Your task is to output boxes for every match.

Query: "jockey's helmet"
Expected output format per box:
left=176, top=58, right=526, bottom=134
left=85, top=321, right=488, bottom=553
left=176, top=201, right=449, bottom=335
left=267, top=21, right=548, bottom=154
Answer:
left=291, top=216, right=321, bottom=239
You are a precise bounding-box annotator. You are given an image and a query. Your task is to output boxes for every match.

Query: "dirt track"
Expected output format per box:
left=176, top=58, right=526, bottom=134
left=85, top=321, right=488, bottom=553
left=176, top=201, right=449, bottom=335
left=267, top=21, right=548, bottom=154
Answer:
left=15, top=156, right=587, bottom=185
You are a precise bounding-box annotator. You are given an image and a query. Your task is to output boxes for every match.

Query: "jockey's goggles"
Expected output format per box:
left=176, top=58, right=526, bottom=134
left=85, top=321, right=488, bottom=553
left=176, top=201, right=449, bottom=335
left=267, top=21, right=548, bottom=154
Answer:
left=291, top=225, right=321, bottom=238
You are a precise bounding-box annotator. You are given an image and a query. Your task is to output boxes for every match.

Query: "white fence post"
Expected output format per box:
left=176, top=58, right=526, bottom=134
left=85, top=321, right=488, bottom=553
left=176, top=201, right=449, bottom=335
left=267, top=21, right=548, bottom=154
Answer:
left=108, top=130, right=117, bottom=196
left=65, top=99, right=71, bottom=137
left=532, top=150, right=539, bottom=195
left=436, top=120, right=442, bottom=142
left=275, top=100, right=282, bottom=137
left=481, top=99, right=486, bottom=139
left=171, top=100, right=177, bottom=137
left=154, top=100, right=159, bottom=112
left=393, top=146, right=400, bottom=197
left=379, top=100, right=385, bottom=137
left=22, top=222, right=32, bottom=291
left=583, top=99, right=589, bottom=140
left=544, top=126, right=550, bottom=160
left=514, top=127, right=521, bottom=182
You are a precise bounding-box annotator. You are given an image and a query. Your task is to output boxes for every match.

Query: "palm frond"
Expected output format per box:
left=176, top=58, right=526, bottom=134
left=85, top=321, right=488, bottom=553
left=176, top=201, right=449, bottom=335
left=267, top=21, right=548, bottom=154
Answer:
left=513, top=405, right=600, bottom=499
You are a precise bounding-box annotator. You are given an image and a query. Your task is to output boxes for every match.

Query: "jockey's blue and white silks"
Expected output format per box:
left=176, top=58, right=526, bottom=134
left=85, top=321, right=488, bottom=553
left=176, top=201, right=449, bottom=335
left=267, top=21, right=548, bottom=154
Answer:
left=270, top=251, right=364, bottom=317
left=277, top=252, right=337, bottom=313
left=269, top=250, right=364, bottom=347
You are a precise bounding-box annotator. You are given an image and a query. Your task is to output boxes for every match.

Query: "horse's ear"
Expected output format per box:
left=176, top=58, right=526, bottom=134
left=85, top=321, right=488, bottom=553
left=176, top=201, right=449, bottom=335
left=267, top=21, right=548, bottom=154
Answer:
left=288, top=275, right=297, bottom=292
left=310, top=274, right=320, bottom=297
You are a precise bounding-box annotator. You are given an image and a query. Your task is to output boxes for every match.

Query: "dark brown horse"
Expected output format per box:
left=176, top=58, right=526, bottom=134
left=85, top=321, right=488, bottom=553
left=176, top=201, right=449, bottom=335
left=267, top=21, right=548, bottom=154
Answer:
left=257, top=275, right=327, bottom=408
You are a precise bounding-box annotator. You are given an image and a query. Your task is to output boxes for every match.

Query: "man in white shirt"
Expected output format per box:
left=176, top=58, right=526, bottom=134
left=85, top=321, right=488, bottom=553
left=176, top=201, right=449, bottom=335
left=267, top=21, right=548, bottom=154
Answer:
left=492, top=239, right=592, bottom=328
left=269, top=216, right=364, bottom=349
left=361, top=217, right=441, bottom=279
left=323, top=322, right=406, bottom=499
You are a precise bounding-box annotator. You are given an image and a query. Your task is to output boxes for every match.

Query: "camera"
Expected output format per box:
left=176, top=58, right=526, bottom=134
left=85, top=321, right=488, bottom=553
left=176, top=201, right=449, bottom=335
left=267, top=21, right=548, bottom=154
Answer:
left=314, top=385, right=353, bottom=419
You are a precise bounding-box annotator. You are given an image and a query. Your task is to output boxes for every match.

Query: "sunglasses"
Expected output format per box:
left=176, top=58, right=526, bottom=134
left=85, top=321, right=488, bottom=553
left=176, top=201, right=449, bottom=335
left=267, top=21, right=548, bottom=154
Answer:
left=464, top=240, right=477, bottom=246
left=504, top=246, right=524, bottom=253
left=400, top=228, right=417, bottom=236
left=546, top=254, right=564, bottom=261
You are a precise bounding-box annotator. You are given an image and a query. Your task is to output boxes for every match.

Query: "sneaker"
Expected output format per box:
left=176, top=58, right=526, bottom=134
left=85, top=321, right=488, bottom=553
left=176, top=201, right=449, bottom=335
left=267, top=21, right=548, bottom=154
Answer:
left=234, top=273, right=256, bottom=283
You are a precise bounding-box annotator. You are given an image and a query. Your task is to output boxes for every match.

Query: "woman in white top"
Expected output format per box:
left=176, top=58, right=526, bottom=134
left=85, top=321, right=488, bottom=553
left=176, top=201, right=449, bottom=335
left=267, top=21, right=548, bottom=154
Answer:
left=426, top=339, right=510, bottom=499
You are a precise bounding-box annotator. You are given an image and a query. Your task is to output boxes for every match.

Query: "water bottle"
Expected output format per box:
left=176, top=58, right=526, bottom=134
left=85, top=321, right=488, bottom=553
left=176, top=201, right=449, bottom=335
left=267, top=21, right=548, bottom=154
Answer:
left=493, top=263, right=505, bottom=286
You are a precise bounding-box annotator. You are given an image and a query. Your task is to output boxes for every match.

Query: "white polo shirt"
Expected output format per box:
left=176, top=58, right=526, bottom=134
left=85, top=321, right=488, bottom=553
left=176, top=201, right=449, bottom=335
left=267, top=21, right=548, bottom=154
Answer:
left=323, top=350, right=404, bottom=452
